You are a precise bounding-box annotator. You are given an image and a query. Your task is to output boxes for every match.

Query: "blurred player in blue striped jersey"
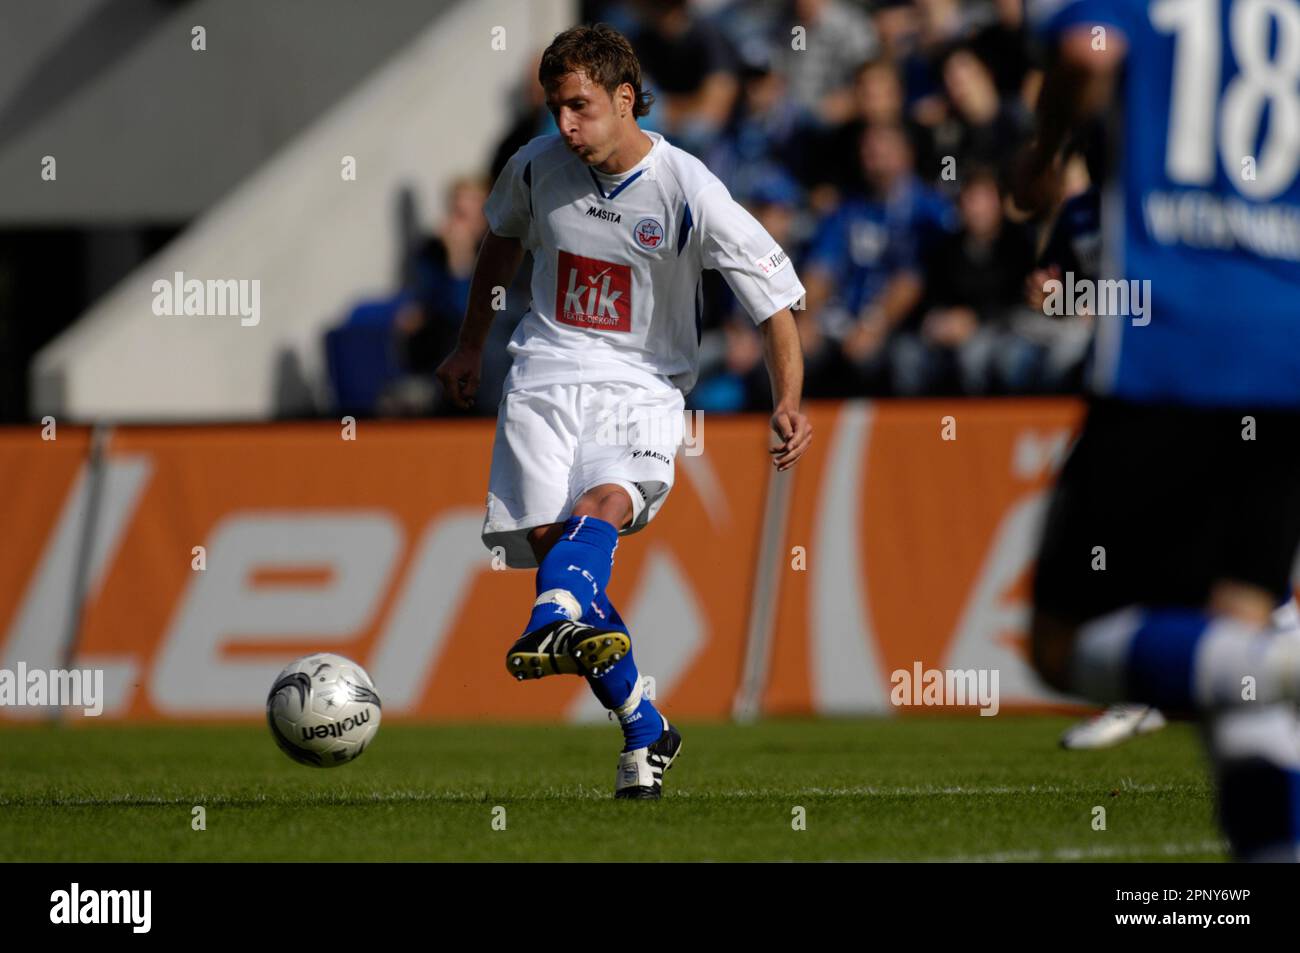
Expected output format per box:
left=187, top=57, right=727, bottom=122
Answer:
left=1017, top=0, right=1300, bottom=857
left=1029, top=168, right=1300, bottom=750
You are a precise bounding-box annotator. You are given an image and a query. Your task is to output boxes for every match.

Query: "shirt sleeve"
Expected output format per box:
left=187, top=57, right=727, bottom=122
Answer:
left=483, top=144, right=533, bottom=241
left=696, top=182, right=806, bottom=324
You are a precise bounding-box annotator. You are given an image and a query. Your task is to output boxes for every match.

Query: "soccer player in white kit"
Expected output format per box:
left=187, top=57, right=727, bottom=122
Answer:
left=436, top=24, right=812, bottom=798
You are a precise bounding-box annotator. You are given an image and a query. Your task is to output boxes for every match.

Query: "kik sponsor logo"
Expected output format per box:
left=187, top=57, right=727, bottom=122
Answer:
left=556, top=249, right=632, bottom=332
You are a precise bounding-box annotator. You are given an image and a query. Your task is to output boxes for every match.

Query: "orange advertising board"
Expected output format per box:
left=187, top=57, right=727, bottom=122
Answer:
left=0, top=418, right=769, bottom=721
left=0, top=402, right=1101, bottom=722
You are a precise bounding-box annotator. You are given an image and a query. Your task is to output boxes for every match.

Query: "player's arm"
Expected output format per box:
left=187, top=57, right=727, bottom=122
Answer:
left=435, top=230, right=524, bottom=409
left=695, top=181, right=813, bottom=468
left=1012, top=27, right=1125, bottom=217
left=759, top=308, right=812, bottom=471
left=459, top=230, right=525, bottom=353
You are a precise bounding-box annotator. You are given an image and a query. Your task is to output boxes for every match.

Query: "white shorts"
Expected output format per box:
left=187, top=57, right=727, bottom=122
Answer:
left=482, top=380, right=685, bottom=568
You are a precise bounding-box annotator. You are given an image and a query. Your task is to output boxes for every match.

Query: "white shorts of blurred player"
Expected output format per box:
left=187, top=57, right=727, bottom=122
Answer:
left=482, top=380, right=686, bottom=569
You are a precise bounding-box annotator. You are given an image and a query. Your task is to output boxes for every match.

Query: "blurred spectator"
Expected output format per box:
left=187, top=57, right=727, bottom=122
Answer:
left=871, top=0, right=920, bottom=66
left=1019, top=155, right=1101, bottom=393
left=806, top=58, right=937, bottom=203
left=404, top=177, right=490, bottom=388
left=895, top=0, right=975, bottom=120
left=704, top=51, right=816, bottom=198
left=773, top=0, right=878, bottom=126
left=409, top=1, right=1097, bottom=415
left=893, top=166, right=1035, bottom=395
left=489, top=54, right=555, bottom=183
left=926, top=45, right=1032, bottom=179
left=630, top=0, right=739, bottom=152
left=325, top=177, right=492, bottom=417
left=325, top=292, right=414, bottom=417
left=799, top=123, right=954, bottom=396
left=970, top=0, right=1037, bottom=105
left=692, top=169, right=805, bottom=411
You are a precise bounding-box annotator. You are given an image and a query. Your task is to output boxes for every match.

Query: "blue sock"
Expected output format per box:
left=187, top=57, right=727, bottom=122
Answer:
left=582, top=592, right=665, bottom=751
left=1072, top=606, right=1291, bottom=710
left=1209, top=704, right=1300, bottom=860
left=523, top=515, right=619, bottom=635
left=1122, top=608, right=1206, bottom=710
left=582, top=587, right=630, bottom=636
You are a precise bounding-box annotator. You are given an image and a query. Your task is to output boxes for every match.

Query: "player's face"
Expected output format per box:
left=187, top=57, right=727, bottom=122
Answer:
left=545, top=71, right=624, bottom=166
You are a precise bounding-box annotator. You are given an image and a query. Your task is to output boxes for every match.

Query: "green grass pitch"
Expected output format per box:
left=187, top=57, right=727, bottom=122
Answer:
left=0, top=717, right=1225, bottom=861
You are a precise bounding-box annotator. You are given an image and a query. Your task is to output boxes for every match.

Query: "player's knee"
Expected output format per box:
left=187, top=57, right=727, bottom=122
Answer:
left=1029, top=610, right=1078, bottom=694
left=573, top=484, right=634, bottom=530
left=526, top=523, right=564, bottom=562
left=1207, top=579, right=1277, bottom=627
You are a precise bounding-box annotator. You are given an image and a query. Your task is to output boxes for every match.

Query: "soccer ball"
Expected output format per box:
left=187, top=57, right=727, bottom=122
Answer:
left=266, top=653, right=382, bottom=768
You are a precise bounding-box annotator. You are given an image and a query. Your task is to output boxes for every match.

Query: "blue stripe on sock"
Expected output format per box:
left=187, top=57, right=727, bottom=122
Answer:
left=1124, top=608, right=1206, bottom=710
left=523, top=515, right=620, bottom=635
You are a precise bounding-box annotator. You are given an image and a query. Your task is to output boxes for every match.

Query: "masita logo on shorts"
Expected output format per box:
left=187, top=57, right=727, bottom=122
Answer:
left=50, top=883, right=151, bottom=933
left=556, top=250, right=632, bottom=332
left=631, top=448, right=673, bottom=466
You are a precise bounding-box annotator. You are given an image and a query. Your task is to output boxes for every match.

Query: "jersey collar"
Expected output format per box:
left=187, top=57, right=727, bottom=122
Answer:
left=588, top=167, right=644, bottom=201
left=586, top=131, right=661, bottom=201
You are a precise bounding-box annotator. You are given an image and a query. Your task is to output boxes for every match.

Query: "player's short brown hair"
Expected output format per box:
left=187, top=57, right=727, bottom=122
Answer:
left=539, top=24, right=655, bottom=118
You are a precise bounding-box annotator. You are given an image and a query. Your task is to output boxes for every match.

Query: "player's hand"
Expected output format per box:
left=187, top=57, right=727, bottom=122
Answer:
left=769, top=405, right=812, bottom=472
left=435, top=344, right=483, bottom=409
left=1024, top=265, right=1062, bottom=311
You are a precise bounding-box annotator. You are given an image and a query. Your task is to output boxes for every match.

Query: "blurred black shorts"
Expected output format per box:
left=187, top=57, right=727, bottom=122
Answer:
left=1033, top=398, right=1300, bottom=621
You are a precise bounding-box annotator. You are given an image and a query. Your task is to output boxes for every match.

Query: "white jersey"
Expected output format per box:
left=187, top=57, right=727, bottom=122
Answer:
left=483, top=130, right=805, bottom=395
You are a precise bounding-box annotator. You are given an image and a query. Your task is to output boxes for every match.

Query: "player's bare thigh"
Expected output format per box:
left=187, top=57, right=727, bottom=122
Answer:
left=525, top=483, right=634, bottom=563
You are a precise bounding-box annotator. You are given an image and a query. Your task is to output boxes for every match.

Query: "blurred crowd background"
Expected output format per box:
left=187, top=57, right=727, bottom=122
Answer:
left=0, top=0, right=1103, bottom=423
left=340, top=0, right=1099, bottom=418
